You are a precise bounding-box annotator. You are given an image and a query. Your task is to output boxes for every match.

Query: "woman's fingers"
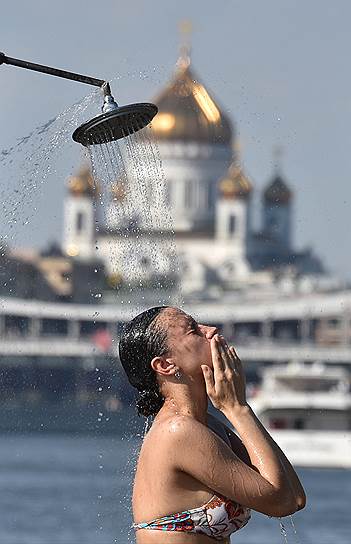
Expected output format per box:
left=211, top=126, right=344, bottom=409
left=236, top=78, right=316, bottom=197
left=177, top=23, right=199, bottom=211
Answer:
left=230, top=346, right=243, bottom=370
left=211, top=336, right=225, bottom=373
left=201, top=365, right=215, bottom=393
left=211, top=334, right=242, bottom=381
left=229, top=344, right=240, bottom=361
left=218, top=336, right=235, bottom=371
left=211, top=335, right=236, bottom=375
left=207, top=335, right=247, bottom=410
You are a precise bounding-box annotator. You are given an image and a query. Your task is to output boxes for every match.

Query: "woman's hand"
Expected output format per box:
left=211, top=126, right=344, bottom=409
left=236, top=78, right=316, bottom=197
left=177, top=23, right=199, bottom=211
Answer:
left=201, top=334, right=247, bottom=413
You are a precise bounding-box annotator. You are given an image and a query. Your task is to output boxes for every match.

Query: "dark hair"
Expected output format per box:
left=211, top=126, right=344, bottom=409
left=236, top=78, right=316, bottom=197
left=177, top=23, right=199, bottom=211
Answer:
left=118, top=306, right=169, bottom=417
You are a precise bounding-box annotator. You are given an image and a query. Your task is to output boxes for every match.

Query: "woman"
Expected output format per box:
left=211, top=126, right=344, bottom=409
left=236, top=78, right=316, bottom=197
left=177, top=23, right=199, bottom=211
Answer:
left=119, top=306, right=306, bottom=543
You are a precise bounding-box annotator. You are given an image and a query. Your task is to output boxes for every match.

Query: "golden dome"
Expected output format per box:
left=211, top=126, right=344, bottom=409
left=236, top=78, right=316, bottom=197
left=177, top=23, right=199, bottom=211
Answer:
left=67, top=164, right=98, bottom=198
left=152, top=55, right=233, bottom=145
left=218, top=162, right=252, bottom=199
left=264, top=174, right=292, bottom=204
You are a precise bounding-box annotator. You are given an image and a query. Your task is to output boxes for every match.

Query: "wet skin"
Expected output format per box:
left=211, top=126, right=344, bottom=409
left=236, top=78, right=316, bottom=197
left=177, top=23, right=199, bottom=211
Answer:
left=132, top=308, right=249, bottom=544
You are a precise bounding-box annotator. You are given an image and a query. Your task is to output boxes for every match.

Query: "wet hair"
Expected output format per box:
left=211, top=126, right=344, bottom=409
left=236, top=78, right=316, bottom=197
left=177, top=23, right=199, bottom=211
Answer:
left=118, top=306, right=170, bottom=417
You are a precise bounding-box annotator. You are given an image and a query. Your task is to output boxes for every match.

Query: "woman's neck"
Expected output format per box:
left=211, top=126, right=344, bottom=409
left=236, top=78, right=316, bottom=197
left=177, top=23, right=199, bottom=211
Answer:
left=160, top=381, right=208, bottom=425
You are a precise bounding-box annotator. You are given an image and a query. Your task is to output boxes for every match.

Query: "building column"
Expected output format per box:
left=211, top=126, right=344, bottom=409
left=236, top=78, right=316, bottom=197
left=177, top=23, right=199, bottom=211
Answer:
left=261, top=320, right=272, bottom=341
left=68, top=320, right=80, bottom=340
left=29, top=318, right=41, bottom=338
left=300, top=319, right=311, bottom=343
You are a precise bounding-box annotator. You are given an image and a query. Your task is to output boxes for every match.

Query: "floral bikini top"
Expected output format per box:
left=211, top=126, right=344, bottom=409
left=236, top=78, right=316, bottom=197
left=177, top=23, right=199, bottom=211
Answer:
left=133, top=493, right=251, bottom=540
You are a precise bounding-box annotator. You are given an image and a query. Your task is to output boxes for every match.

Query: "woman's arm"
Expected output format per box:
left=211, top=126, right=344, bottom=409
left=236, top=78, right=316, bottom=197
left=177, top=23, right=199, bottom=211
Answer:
left=167, top=334, right=306, bottom=516
left=217, top=413, right=305, bottom=507
left=168, top=413, right=302, bottom=517
left=207, top=412, right=253, bottom=467
left=223, top=404, right=306, bottom=510
left=202, top=336, right=306, bottom=512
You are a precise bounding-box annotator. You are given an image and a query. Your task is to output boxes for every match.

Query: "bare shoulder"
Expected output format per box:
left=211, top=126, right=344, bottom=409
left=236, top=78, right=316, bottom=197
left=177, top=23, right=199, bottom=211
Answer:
left=157, top=414, right=233, bottom=462
left=148, top=414, right=216, bottom=453
left=148, top=413, right=243, bottom=458
left=150, top=414, right=206, bottom=440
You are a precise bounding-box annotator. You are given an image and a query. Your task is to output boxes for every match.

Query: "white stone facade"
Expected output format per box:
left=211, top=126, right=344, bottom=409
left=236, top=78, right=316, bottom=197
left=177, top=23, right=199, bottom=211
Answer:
left=158, top=141, right=232, bottom=232
left=63, top=194, right=95, bottom=260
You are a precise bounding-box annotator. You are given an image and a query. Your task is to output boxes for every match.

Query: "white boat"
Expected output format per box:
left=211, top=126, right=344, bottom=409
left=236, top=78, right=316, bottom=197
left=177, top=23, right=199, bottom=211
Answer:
left=249, top=361, right=351, bottom=469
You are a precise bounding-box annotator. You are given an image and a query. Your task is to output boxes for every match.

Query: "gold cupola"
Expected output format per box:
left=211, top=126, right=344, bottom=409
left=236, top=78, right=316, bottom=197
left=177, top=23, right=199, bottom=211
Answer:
left=67, top=164, right=99, bottom=198
left=218, top=161, right=252, bottom=199
left=152, top=44, right=233, bottom=145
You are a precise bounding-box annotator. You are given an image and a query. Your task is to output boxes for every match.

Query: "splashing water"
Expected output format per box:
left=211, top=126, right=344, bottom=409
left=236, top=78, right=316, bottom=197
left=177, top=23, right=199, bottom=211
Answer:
left=87, top=122, right=181, bottom=311
left=278, top=515, right=302, bottom=544
left=0, top=77, right=181, bottom=311
left=289, top=515, right=301, bottom=543
left=82, top=92, right=184, bottom=540
left=0, top=88, right=102, bottom=255
left=143, top=416, right=152, bottom=434
left=279, top=518, right=289, bottom=544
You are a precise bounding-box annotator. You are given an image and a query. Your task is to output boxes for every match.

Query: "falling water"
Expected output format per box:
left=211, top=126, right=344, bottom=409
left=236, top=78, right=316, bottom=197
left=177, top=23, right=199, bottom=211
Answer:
left=75, top=106, right=183, bottom=543
left=289, top=515, right=301, bottom=543
left=85, top=121, right=183, bottom=542
left=86, top=122, right=181, bottom=311
left=279, top=519, right=289, bottom=544
left=278, top=515, right=302, bottom=544
left=0, top=88, right=102, bottom=255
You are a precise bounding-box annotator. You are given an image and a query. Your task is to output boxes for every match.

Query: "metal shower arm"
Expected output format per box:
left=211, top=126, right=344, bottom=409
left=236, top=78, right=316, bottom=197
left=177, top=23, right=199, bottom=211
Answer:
left=0, top=51, right=105, bottom=88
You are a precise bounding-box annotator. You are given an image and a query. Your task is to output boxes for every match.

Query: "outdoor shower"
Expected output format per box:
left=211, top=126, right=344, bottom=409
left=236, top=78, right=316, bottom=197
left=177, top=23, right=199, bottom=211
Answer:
left=0, top=52, right=158, bottom=145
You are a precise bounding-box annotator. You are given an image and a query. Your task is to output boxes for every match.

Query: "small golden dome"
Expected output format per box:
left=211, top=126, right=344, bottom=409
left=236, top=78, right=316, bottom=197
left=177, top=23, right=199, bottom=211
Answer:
left=218, top=162, right=252, bottom=199
left=264, top=174, right=292, bottom=204
left=152, top=56, right=233, bottom=145
left=67, top=165, right=98, bottom=198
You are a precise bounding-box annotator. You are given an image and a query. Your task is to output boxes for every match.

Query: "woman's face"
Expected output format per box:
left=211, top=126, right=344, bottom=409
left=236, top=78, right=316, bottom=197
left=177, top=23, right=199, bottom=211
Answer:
left=159, top=308, right=218, bottom=377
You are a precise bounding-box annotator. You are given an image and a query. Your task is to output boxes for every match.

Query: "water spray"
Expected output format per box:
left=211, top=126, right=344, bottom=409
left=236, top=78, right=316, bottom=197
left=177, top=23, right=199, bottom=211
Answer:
left=0, top=52, right=158, bottom=146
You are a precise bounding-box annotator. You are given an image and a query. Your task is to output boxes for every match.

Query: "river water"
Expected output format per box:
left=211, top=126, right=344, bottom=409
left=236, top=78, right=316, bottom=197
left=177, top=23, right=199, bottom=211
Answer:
left=1, top=433, right=350, bottom=544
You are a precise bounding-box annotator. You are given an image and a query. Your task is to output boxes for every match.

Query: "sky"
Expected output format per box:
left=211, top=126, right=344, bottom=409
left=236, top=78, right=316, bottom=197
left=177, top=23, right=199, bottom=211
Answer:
left=1, top=0, right=351, bottom=279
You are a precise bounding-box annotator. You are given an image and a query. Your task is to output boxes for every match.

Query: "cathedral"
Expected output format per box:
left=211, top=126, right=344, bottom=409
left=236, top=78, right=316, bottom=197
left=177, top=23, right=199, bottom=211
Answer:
left=63, top=48, right=323, bottom=295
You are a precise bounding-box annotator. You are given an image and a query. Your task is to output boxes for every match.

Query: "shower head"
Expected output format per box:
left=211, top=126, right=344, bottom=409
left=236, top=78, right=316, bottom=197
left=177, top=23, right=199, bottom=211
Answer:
left=0, top=52, right=158, bottom=146
left=72, top=103, right=158, bottom=147
left=72, top=81, right=158, bottom=146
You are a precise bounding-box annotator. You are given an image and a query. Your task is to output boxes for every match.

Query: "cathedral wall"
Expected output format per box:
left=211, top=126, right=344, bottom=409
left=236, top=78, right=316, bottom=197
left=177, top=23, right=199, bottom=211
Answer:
left=158, top=141, right=232, bottom=232
left=63, top=196, right=95, bottom=259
